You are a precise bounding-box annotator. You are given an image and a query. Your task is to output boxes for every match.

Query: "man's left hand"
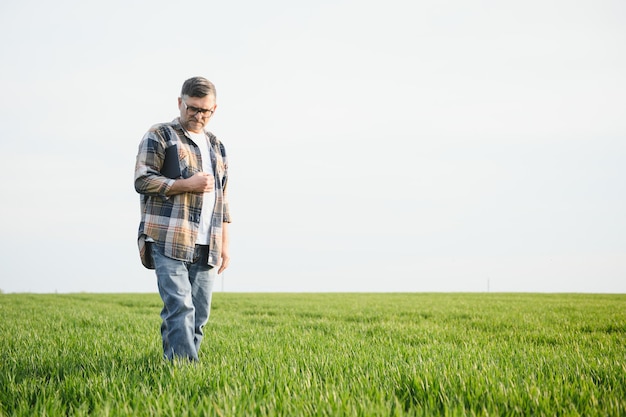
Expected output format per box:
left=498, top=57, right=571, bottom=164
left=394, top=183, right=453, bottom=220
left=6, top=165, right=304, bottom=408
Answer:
left=218, top=250, right=230, bottom=274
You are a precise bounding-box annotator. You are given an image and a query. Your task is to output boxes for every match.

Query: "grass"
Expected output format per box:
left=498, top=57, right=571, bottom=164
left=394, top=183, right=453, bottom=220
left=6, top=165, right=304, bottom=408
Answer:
left=0, top=292, right=625, bottom=416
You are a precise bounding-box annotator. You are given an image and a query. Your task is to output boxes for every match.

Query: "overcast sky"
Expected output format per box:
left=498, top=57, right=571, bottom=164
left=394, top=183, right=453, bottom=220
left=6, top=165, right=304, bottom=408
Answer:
left=0, top=0, right=624, bottom=293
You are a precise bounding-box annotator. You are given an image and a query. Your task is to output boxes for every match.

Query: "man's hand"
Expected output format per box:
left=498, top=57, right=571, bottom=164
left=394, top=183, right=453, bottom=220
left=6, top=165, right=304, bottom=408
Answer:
left=218, top=222, right=230, bottom=274
left=186, top=172, right=214, bottom=193
left=167, top=172, right=214, bottom=196
left=218, top=248, right=230, bottom=274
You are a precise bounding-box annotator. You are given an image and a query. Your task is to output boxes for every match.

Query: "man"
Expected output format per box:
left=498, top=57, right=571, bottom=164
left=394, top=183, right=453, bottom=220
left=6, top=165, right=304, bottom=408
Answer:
left=134, top=76, right=231, bottom=362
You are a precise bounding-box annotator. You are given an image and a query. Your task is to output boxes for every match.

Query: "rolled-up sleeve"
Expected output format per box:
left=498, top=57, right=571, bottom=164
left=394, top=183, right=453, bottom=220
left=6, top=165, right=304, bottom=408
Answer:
left=219, top=142, right=232, bottom=223
left=134, top=131, right=175, bottom=198
left=222, top=192, right=232, bottom=223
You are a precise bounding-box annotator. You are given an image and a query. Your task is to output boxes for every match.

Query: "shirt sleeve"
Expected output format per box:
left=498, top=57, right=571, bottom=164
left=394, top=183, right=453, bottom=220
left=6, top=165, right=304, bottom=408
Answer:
left=134, top=128, right=175, bottom=198
left=219, top=141, right=232, bottom=223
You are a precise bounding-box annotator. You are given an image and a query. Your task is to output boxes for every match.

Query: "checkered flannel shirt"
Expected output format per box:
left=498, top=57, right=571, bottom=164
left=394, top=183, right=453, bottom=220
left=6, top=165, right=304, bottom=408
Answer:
left=134, top=118, right=231, bottom=269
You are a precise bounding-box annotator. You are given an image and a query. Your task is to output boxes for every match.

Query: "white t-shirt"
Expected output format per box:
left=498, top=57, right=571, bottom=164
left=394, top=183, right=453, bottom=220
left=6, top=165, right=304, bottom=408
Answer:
left=187, top=131, right=216, bottom=245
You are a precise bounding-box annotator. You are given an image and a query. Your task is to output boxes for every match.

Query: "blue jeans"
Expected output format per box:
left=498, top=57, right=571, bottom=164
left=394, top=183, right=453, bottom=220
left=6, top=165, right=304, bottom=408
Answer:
left=151, top=244, right=216, bottom=361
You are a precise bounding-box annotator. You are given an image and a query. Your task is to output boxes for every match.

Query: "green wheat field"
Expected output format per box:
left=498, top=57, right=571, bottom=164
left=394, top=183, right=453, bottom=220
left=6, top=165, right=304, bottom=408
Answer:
left=0, top=292, right=624, bottom=416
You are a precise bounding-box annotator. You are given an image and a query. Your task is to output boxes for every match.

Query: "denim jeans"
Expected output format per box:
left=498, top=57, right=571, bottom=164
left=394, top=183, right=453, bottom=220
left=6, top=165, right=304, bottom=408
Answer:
left=151, top=243, right=216, bottom=361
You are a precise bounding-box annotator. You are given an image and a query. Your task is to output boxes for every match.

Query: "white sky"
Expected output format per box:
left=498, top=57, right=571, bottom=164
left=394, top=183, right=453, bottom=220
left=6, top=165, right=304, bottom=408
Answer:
left=0, top=0, right=624, bottom=293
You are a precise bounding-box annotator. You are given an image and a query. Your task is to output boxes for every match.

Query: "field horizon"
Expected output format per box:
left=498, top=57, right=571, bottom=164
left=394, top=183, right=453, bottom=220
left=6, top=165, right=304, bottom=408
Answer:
left=3, top=290, right=625, bottom=295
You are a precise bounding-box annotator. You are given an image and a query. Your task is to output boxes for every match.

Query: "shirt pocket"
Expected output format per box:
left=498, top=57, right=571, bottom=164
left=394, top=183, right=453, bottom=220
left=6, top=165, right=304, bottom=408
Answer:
left=178, top=145, right=194, bottom=178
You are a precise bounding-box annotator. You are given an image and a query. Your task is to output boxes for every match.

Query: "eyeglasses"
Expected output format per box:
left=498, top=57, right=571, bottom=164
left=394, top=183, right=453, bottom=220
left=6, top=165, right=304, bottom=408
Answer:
left=182, top=100, right=214, bottom=118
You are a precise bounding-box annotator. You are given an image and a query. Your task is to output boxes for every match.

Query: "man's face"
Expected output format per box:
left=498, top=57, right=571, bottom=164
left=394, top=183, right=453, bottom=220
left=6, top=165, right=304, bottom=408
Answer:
left=178, top=94, right=217, bottom=133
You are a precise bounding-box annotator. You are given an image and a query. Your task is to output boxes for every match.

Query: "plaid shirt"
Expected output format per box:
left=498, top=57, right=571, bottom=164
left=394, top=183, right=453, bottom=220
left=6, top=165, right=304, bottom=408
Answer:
left=134, top=118, right=231, bottom=269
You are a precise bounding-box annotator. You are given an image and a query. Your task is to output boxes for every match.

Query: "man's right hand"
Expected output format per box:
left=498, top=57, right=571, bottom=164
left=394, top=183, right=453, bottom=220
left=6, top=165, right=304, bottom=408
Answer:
left=186, top=172, right=215, bottom=193
left=166, top=172, right=214, bottom=196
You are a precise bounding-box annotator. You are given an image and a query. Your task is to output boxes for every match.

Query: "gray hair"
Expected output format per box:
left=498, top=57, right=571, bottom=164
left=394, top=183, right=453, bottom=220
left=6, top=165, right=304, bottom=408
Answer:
left=181, top=77, right=216, bottom=99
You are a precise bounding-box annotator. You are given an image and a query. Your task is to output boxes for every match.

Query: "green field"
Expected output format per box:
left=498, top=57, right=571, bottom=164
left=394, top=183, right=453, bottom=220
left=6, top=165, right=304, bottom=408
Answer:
left=0, top=293, right=624, bottom=416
